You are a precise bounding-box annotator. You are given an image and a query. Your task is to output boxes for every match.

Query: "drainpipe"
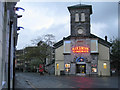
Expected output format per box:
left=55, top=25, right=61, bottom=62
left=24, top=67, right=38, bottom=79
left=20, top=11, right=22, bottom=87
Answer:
left=13, top=37, right=16, bottom=90
left=8, top=20, right=13, bottom=89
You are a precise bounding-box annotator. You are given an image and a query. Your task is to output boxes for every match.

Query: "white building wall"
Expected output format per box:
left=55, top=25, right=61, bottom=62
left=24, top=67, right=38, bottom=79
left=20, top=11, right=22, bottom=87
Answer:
left=0, top=1, right=19, bottom=89
left=98, top=43, right=110, bottom=76
left=55, top=60, right=64, bottom=75
left=0, top=1, right=4, bottom=89
left=2, top=9, right=11, bottom=89
left=55, top=45, right=64, bottom=75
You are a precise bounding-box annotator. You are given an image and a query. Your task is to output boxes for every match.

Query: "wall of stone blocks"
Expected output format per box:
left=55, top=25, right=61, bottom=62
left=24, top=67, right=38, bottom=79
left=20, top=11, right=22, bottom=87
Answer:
left=69, top=8, right=91, bottom=36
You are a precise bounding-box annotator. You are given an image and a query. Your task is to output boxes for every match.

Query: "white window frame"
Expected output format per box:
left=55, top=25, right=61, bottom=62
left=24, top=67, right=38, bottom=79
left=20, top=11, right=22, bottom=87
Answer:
left=64, top=40, right=71, bottom=53
left=91, top=40, right=98, bottom=53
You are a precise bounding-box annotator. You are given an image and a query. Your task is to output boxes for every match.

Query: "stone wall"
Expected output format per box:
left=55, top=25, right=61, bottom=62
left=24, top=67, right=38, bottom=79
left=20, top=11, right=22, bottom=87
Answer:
left=64, top=38, right=98, bottom=75
left=69, top=8, right=91, bottom=36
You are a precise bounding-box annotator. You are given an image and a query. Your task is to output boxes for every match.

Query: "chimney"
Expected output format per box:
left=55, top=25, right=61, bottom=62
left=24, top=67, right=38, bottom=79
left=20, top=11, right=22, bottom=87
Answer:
left=105, top=36, right=107, bottom=42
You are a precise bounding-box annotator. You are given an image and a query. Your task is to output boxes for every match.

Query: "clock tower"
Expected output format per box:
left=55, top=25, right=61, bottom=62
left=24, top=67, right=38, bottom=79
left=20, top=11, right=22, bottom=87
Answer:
left=68, top=4, right=92, bottom=36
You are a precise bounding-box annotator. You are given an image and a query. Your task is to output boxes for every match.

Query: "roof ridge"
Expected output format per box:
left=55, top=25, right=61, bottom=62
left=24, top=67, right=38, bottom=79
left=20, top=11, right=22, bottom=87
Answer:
left=68, top=3, right=92, bottom=8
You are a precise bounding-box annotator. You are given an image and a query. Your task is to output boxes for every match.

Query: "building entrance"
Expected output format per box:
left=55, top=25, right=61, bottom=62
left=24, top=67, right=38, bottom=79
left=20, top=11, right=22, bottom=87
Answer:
left=76, top=64, right=86, bottom=74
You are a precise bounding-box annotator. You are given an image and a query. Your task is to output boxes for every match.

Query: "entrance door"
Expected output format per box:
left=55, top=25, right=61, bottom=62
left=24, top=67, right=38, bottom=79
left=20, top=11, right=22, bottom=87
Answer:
left=76, top=64, right=86, bottom=74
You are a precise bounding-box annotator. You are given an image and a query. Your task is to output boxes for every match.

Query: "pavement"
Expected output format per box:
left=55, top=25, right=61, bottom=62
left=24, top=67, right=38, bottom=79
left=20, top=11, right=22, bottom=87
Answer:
left=15, top=72, right=119, bottom=89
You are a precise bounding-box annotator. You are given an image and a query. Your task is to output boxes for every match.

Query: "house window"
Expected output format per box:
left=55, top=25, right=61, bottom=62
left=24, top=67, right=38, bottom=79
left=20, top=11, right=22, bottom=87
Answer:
left=75, top=13, right=79, bottom=22
left=92, top=68, right=97, bottom=72
left=64, top=41, right=71, bottom=53
left=91, top=64, right=97, bottom=72
left=103, top=62, right=107, bottom=69
left=81, top=13, right=85, bottom=22
left=91, top=40, right=98, bottom=53
left=65, top=64, right=70, bottom=72
left=56, top=63, right=59, bottom=70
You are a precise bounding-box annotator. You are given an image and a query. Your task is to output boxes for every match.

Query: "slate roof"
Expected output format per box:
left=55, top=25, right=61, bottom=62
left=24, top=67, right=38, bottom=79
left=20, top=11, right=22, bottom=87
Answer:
left=53, top=34, right=112, bottom=49
left=68, top=4, right=92, bottom=14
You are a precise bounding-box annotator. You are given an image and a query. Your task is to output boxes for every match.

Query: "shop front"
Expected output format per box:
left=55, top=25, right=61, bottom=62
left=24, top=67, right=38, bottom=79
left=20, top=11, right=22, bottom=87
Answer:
left=76, top=64, right=86, bottom=74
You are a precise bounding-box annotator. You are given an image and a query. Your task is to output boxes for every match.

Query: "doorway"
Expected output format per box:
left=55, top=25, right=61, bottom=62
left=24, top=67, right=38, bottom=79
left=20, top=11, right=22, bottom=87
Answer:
left=76, top=64, right=86, bottom=74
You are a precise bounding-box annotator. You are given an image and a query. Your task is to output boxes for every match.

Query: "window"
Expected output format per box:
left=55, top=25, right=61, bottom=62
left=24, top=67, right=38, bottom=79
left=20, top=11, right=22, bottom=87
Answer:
left=65, top=64, right=70, bottom=72
left=103, top=62, right=107, bottom=69
left=81, top=13, right=85, bottom=22
left=91, top=40, right=98, bottom=53
left=56, top=63, right=59, bottom=70
left=91, top=64, right=97, bottom=72
left=65, top=64, right=70, bottom=68
left=76, top=57, right=85, bottom=62
left=64, top=41, right=71, bottom=53
left=75, top=13, right=79, bottom=22
left=92, top=68, right=97, bottom=72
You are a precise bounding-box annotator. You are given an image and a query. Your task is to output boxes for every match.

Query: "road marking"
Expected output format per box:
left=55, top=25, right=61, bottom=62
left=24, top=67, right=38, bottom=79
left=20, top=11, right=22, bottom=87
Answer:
left=26, top=80, right=38, bottom=90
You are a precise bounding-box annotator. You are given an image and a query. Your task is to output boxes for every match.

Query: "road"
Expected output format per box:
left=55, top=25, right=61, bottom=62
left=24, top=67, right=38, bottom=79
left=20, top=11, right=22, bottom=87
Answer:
left=15, top=72, right=119, bottom=89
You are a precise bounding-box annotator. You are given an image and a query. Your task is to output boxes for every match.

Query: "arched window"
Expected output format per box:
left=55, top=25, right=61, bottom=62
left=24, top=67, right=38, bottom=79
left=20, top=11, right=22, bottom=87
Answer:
left=81, top=13, right=85, bottom=22
left=75, top=13, right=79, bottom=22
left=76, top=57, right=85, bottom=62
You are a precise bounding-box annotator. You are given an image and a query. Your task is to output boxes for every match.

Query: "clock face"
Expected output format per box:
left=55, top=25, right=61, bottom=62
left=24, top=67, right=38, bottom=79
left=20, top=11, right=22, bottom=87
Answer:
left=78, top=29, right=83, bottom=34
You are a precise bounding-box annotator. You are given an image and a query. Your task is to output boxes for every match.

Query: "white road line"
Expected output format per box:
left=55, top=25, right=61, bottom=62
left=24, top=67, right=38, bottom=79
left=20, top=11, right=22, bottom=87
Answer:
left=26, top=80, right=38, bottom=90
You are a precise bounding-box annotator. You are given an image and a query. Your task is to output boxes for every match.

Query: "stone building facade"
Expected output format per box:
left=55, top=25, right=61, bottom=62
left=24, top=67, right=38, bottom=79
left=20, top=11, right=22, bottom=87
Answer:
left=54, top=4, right=111, bottom=76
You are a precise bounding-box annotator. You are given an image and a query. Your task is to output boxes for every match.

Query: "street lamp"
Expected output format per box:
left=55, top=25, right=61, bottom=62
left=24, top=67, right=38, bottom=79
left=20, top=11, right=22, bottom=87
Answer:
left=17, top=27, right=24, bottom=31
left=17, top=15, right=22, bottom=18
left=14, top=7, right=25, bottom=12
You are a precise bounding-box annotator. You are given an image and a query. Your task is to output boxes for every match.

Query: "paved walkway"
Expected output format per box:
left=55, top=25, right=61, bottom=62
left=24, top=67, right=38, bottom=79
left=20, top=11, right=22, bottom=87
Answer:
left=15, top=72, right=119, bottom=89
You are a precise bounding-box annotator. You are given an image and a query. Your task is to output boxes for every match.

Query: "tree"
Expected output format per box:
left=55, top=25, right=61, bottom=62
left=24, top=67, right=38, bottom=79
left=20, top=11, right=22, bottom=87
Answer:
left=23, top=34, right=55, bottom=71
left=24, top=43, right=48, bottom=70
left=110, top=38, right=120, bottom=72
left=43, top=34, right=55, bottom=46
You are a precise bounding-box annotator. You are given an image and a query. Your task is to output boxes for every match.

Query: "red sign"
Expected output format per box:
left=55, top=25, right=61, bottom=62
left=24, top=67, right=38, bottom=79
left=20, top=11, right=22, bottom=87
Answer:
left=72, top=46, right=89, bottom=53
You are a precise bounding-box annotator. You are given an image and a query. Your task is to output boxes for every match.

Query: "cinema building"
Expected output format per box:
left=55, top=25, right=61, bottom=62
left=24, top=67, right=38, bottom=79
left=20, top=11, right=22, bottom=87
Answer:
left=54, top=4, right=111, bottom=76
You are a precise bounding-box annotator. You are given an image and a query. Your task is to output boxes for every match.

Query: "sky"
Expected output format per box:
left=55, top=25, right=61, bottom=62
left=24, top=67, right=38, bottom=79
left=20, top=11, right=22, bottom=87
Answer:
left=15, top=1, right=118, bottom=50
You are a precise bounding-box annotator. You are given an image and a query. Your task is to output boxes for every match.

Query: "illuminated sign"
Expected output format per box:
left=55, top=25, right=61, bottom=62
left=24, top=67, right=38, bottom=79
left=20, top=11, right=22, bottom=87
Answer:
left=72, top=46, right=89, bottom=53
left=76, top=57, right=85, bottom=62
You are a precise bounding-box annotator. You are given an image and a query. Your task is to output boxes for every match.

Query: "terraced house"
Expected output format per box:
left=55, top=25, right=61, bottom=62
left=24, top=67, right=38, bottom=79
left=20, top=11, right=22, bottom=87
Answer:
left=54, top=4, right=111, bottom=76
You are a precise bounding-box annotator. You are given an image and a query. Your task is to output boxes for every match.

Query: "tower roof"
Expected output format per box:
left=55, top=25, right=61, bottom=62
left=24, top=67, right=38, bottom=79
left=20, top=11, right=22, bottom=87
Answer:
left=68, top=4, right=92, bottom=14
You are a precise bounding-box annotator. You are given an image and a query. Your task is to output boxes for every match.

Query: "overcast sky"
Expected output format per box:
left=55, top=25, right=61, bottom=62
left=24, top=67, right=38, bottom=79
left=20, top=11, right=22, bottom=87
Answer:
left=16, top=1, right=118, bottom=50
